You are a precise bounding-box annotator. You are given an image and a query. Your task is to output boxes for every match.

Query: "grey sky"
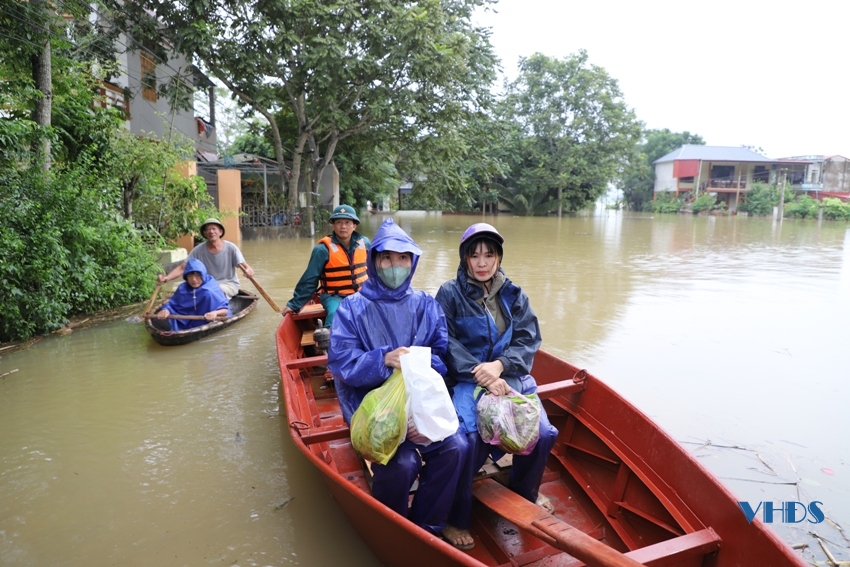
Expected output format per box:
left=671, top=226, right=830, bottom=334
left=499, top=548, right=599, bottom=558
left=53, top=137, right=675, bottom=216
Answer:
left=475, top=0, right=850, bottom=159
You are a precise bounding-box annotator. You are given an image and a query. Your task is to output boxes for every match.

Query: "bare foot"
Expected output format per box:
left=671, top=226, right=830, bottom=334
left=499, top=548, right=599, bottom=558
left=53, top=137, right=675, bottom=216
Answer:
left=536, top=493, right=554, bottom=514
left=441, top=524, right=475, bottom=550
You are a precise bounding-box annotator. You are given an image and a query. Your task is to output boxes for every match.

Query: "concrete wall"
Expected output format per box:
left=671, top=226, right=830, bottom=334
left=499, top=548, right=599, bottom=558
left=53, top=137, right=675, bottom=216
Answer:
left=218, top=169, right=242, bottom=242
left=654, top=162, right=676, bottom=192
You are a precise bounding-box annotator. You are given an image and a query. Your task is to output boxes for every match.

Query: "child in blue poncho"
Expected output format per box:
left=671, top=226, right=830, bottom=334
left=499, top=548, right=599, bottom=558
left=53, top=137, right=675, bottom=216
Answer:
left=156, top=258, right=232, bottom=331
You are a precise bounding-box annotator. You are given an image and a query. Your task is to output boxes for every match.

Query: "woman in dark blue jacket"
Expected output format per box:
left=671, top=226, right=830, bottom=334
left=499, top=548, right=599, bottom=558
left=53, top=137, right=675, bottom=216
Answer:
left=434, top=223, right=558, bottom=550
left=328, top=218, right=465, bottom=537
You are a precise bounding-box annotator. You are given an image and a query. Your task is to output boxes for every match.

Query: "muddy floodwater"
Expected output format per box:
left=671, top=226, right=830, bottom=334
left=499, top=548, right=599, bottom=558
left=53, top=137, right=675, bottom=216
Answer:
left=2, top=211, right=848, bottom=566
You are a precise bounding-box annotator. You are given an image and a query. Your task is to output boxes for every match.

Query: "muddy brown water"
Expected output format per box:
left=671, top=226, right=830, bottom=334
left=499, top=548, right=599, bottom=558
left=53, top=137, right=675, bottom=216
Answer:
left=2, top=212, right=848, bottom=565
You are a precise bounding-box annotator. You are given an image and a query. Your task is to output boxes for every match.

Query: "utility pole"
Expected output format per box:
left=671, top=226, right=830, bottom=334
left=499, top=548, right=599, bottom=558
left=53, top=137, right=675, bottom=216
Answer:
left=778, top=169, right=787, bottom=220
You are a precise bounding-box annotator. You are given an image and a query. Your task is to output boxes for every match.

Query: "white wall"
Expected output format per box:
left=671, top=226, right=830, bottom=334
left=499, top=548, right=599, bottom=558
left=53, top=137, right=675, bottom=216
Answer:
left=654, top=162, right=676, bottom=192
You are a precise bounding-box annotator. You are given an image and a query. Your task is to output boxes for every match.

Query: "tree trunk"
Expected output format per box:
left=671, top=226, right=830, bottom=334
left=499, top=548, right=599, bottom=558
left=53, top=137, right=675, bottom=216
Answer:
left=30, top=0, right=52, bottom=172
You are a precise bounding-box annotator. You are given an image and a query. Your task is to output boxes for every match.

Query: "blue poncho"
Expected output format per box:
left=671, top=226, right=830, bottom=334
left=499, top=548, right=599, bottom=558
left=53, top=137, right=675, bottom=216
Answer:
left=328, top=218, right=448, bottom=424
left=160, top=258, right=232, bottom=331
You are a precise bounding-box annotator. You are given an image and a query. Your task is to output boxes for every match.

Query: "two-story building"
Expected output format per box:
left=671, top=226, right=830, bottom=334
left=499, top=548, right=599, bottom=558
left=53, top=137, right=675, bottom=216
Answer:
left=653, top=146, right=802, bottom=211
left=94, top=28, right=216, bottom=161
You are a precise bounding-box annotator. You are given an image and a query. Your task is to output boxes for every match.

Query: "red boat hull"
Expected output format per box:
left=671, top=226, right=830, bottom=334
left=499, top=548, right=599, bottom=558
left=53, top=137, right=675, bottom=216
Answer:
left=276, top=310, right=804, bottom=567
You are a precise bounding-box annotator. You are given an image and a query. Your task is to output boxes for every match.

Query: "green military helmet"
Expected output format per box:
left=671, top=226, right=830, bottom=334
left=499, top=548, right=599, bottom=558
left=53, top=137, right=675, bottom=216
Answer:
left=329, top=205, right=360, bottom=225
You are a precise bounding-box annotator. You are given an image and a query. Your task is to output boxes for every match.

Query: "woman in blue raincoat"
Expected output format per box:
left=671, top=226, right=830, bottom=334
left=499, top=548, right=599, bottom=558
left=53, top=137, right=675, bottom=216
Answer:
left=328, top=218, right=466, bottom=537
left=156, top=258, right=232, bottom=331
left=434, top=223, right=558, bottom=550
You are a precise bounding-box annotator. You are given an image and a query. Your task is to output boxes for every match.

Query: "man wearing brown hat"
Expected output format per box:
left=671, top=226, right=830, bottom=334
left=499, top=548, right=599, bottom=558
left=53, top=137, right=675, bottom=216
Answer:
left=283, top=205, right=370, bottom=334
left=157, top=218, right=254, bottom=299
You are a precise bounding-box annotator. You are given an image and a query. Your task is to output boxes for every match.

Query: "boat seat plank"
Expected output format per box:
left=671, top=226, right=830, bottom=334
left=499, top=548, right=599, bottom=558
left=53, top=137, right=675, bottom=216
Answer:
left=301, top=329, right=315, bottom=347
left=293, top=304, right=327, bottom=320
left=285, top=355, right=328, bottom=370
left=536, top=379, right=586, bottom=400
left=300, top=425, right=351, bottom=445
left=473, top=478, right=644, bottom=567
left=623, top=528, right=720, bottom=567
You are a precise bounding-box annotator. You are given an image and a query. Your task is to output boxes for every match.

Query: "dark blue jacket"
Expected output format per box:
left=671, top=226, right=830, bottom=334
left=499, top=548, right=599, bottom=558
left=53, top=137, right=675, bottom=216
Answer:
left=435, top=265, right=541, bottom=434
left=328, top=218, right=448, bottom=424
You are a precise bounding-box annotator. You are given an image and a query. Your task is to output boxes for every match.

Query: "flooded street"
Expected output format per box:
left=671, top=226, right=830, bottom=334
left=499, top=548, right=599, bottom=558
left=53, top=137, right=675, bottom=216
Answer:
left=1, top=211, right=848, bottom=565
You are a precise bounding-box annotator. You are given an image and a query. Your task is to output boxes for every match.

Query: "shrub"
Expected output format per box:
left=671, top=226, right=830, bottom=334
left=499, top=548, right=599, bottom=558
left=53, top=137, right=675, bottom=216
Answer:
left=0, top=163, right=158, bottom=342
left=648, top=192, right=683, bottom=213
left=822, top=198, right=850, bottom=221
left=691, top=192, right=717, bottom=214
left=784, top=195, right=820, bottom=219
left=739, top=182, right=779, bottom=216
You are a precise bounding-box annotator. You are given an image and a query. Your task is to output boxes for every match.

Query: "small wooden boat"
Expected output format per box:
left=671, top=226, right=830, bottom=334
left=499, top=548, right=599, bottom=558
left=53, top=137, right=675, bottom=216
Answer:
left=276, top=306, right=806, bottom=567
left=146, top=291, right=259, bottom=346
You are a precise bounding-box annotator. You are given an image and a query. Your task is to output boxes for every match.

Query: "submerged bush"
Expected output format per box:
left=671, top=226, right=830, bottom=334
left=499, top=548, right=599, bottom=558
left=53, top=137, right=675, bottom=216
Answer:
left=648, top=192, right=683, bottom=213
left=0, top=165, right=158, bottom=342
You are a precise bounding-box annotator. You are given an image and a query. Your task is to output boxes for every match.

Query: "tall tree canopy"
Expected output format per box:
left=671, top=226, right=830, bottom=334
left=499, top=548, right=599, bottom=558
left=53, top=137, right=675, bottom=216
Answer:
left=499, top=51, right=641, bottom=215
left=113, top=0, right=498, bottom=223
left=619, top=128, right=705, bottom=211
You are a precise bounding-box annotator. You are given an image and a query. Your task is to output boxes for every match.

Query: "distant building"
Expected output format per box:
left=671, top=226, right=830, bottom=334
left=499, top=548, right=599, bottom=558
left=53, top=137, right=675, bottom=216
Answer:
left=92, top=19, right=217, bottom=159
left=777, top=155, right=850, bottom=200
left=655, top=146, right=805, bottom=211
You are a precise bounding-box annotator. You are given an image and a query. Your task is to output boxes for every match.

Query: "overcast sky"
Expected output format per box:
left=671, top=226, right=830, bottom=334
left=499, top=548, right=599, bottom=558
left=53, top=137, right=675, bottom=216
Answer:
left=474, top=0, right=850, bottom=159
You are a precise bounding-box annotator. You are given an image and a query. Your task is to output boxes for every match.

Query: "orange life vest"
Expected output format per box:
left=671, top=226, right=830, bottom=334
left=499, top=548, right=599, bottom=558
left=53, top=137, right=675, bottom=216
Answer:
left=319, top=235, right=368, bottom=295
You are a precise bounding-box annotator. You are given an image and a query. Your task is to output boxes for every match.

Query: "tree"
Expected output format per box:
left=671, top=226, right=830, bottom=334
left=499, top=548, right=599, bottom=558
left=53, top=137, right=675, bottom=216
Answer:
left=619, top=128, right=705, bottom=211
left=500, top=52, right=641, bottom=215
left=112, top=0, right=497, bottom=228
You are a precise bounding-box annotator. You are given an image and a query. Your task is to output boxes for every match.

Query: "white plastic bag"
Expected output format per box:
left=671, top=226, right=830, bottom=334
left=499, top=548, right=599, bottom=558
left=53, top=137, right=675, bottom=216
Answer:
left=400, top=346, right=459, bottom=443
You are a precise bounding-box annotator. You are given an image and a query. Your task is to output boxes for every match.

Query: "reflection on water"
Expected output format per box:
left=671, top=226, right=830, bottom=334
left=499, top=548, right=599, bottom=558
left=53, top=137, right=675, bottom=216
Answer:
left=1, top=212, right=848, bottom=565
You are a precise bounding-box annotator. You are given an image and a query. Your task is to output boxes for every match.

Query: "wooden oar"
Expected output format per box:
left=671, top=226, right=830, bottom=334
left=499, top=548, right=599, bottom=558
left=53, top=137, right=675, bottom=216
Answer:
left=143, top=284, right=162, bottom=315
left=142, top=314, right=228, bottom=321
left=241, top=270, right=282, bottom=313
left=473, top=478, right=645, bottom=567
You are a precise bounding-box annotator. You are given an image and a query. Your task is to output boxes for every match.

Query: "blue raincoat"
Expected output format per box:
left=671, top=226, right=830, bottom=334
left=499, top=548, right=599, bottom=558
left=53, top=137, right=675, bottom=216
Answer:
left=436, top=261, right=557, bottom=530
left=328, top=218, right=463, bottom=536
left=329, top=218, right=448, bottom=424
left=160, top=258, right=232, bottom=331
left=435, top=264, right=541, bottom=435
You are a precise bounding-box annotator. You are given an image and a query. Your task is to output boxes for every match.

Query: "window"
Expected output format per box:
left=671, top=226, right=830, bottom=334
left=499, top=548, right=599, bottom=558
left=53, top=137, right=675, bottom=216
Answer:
left=141, top=51, right=157, bottom=102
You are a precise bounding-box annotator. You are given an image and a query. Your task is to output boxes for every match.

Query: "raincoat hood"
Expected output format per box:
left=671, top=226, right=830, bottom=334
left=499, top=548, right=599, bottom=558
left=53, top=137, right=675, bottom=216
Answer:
left=361, top=218, right=422, bottom=301
left=183, top=258, right=210, bottom=282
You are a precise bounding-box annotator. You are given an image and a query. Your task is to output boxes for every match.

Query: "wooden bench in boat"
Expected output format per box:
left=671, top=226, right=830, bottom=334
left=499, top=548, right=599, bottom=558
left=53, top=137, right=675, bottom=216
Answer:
left=473, top=478, right=720, bottom=567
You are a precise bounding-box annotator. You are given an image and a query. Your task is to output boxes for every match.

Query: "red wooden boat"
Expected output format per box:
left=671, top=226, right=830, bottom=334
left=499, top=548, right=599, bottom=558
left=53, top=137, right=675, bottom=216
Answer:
left=276, top=305, right=805, bottom=567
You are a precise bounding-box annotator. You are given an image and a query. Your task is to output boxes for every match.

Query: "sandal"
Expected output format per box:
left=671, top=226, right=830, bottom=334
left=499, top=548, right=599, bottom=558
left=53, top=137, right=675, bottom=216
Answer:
left=536, top=493, right=555, bottom=514
left=441, top=524, right=475, bottom=551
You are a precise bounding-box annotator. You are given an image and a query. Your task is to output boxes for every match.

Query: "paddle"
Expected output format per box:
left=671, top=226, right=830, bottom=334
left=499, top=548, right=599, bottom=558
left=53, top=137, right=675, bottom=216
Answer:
left=143, top=283, right=162, bottom=316
left=473, top=478, right=645, bottom=567
left=240, top=269, right=282, bottom=313
left=142, top=314, right=228, bottom=321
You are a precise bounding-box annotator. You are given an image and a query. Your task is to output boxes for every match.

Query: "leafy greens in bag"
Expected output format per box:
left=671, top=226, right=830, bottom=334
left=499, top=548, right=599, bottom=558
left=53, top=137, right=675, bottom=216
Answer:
left=475, top=386, right=541, bottom=455
left=350, top=370, right=408, bottom=464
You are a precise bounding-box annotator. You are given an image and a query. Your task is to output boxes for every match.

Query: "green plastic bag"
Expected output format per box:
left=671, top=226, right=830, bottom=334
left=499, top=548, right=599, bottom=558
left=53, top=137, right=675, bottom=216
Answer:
left=350, top=370, right=408, bottom=464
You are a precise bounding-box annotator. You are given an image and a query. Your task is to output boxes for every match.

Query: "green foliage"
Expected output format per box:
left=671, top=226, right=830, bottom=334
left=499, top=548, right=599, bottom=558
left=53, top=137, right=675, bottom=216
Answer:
left=691, top=192, right=718, bottom=214
left=648, top=192, right=683, bottom=214
left=103, top=129, right=216, bottom=241
left=619, top=129, right=705, bottom=211
left=739, top=182, right=779, bottom=216
left=784, top=195, right=821, bottom=219
left=113, top=0, right=499, bottom=212
left=500, top=52, right=642, bottom=213
left=821, top=198, right=850, bottom=221
left=230, top=132, right=275, bottom=160
left=0, top=165, right=158, bottom=342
